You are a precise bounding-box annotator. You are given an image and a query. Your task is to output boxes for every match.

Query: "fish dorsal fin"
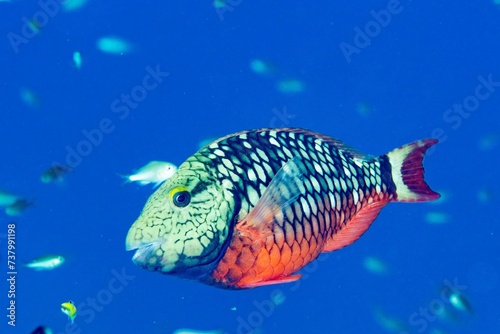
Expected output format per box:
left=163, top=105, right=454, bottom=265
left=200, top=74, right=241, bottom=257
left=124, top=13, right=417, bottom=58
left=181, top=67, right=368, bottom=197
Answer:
left=238, top=156, right=305, bottom=236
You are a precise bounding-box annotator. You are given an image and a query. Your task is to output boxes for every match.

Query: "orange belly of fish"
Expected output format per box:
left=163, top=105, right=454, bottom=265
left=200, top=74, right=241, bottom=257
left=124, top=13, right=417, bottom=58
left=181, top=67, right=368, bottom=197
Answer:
left=210, top=225, right=325, bottom=289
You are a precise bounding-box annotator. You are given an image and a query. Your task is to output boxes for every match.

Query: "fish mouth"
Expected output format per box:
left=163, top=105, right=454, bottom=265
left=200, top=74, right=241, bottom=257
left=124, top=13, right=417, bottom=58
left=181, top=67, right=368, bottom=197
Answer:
left=125, top=239, right=164, bottom=265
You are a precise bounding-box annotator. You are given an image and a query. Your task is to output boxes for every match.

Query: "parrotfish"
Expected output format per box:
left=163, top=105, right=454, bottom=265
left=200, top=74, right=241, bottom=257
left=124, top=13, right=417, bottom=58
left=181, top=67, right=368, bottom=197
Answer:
left=125, top=128, right=439, bottom=289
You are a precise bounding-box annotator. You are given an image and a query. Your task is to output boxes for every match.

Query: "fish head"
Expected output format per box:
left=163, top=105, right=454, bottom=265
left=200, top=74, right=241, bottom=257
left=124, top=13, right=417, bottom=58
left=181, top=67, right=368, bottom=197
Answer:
left=125, top=160, right=236, bottom=280
left=157, top=162, right=178, bottom=180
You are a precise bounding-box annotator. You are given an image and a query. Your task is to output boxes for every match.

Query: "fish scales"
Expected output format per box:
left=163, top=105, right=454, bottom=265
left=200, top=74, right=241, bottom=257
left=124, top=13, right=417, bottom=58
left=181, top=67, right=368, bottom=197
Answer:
left=240, top=131, right=368, bottom=276
left=126, top=128, right=439, bottom=289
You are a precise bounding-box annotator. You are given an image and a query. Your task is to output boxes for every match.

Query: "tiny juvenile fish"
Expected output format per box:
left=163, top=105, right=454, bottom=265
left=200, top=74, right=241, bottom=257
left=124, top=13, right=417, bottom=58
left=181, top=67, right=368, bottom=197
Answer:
left=25, top=255, right=65, bottom=271
left=61, top=300, right=76, bottom=324
left=5, top=198, right=34, bottom=216
left=126, top=128, right=439, bottom=289
left=41, top=163, right=72, bottom=183
left=30, top=326, right=53, bottom=334
left=120, top=161, right=177, bottom=188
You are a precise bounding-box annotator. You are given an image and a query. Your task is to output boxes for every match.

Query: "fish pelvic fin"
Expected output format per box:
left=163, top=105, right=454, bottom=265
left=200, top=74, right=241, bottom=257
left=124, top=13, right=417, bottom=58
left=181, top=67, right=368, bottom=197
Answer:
left=386, top=139, right=440, bottom=202
left=241, top=274, right=302, bottom=288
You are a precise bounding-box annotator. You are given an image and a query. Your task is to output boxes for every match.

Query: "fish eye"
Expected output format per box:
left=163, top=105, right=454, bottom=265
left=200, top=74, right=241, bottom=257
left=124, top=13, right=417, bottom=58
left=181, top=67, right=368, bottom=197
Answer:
left=170, top=187, right=191, bottom=207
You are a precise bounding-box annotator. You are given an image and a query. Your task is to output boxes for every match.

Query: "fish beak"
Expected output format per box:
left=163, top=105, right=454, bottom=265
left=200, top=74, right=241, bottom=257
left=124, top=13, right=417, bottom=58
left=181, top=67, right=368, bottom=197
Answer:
left=125, top=233, right=164, bottom=267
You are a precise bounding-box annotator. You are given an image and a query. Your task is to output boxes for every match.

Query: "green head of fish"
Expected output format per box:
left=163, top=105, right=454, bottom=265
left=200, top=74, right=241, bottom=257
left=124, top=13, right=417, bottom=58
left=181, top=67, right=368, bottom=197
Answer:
left=125, top=157, right=236, bottom=279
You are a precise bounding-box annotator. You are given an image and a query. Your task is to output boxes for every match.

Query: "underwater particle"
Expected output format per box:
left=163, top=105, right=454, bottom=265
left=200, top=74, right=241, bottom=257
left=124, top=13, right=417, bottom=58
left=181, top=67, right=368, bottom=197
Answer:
left=477, top=187, right=494, bottom=203
left=355, top=101, right=372, bottom=116
left=0, top=189, right=20, bottom=207
left=477, top=133, right=498, bottom=151
left=213, top=0, right=227, bottom=9
left=271, top=290, right=286, bottom=306
left=20, top=88, right=41, bottom=108
left=172, top=330, right=223, bottom=334
left=5, top=198, right=34, bottom=216
left=31, top=326, right=53, bottom=334
left=62, top=0, right=89, bottom=12
left=73, top=51, right=82, bottom=70
left=425, top=211, right=450, bottom=224
left=363, top=256, right=389, bottom=275
left=276, top=79, right=304, bottom=94
left=28, top=19, right=42, bottom=34
left=96, top=36, right=133, bottom=54
left=120, top=161, right=177, bottom=188
left=61, top=301, right=77, bottom=324
left=230, top=306, right=237, bottom=311
left=41, top=163, right=72, bottom=183
left=373, top=307, right=408, bottom=332
left=25, top=254, right=65, bottom=271
left=249, top=59, right=275, bottom=75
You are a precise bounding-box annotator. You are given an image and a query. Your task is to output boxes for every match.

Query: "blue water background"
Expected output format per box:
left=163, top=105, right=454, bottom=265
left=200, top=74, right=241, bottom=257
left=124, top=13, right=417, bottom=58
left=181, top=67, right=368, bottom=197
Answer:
left=0, top=1, right=499, bottom=333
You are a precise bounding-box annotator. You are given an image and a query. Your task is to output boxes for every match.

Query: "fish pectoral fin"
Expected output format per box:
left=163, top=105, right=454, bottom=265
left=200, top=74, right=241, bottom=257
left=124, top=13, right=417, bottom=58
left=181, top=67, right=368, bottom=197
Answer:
left=242, top=274, right=302, bottom=288
left=238, top=156, right=306, bottom=237
left=323, top=200, right=389, bottom=252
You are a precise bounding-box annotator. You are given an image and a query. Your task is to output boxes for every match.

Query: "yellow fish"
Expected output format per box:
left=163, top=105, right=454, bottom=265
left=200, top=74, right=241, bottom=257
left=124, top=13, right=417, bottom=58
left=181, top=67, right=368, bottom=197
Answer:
left=61, top=301, right=76, bottom=324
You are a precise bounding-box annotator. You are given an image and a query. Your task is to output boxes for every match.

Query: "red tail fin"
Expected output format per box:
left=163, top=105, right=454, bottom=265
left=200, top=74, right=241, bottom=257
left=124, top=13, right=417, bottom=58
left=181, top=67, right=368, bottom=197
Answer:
left=386, top=139, right=440, bottom=202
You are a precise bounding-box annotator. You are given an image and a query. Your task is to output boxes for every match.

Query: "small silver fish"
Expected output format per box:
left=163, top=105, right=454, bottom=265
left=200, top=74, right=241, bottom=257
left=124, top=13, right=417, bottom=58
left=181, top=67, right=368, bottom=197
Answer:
left=120, top=161, right=177, bottom=188
left=25, top=255, right=65, bottom=271
left=0, top=189, right=20, bottom=207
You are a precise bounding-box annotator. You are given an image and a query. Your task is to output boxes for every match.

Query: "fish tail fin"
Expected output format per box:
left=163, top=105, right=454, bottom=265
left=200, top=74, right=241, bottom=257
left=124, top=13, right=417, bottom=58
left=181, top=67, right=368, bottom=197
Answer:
left=117, top=174, right=131, bottom=187
left=386, top=139, right=440, bottom=202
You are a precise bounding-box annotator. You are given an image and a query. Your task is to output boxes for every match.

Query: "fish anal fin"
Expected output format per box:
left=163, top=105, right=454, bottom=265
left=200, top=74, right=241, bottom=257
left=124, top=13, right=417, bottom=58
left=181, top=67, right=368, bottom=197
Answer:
left=323, top=200, right=389, bottom=252
left=240, top=274, right=302, bottom=288
left=237, top=156, right=305, bottom=237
